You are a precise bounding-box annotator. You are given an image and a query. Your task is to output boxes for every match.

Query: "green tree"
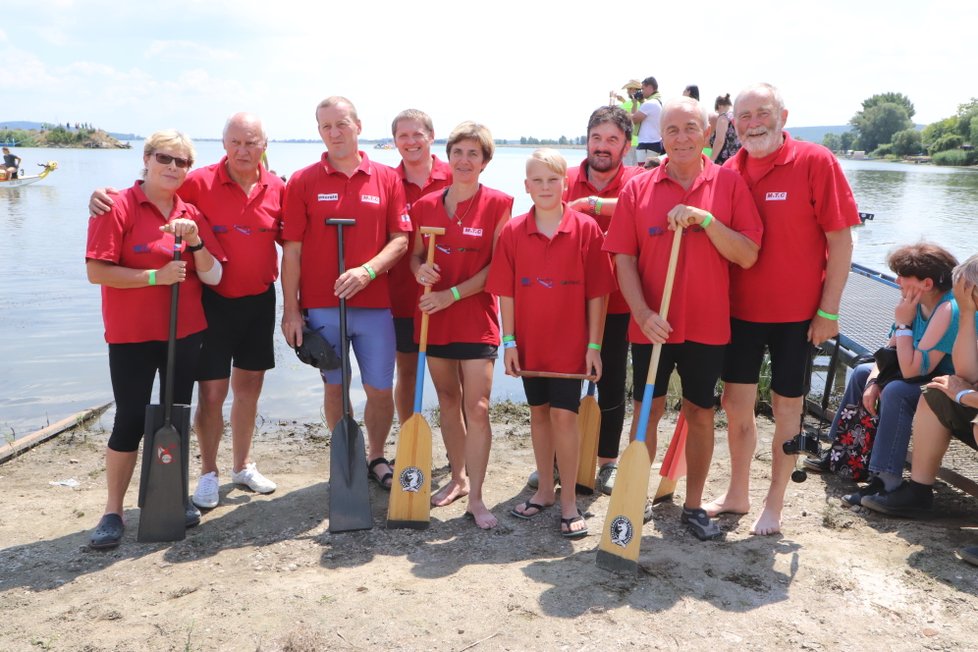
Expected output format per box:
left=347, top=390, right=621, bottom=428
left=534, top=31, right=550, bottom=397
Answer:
left=956, top=99, right=978, bottom=142
left=850, top=102, right=912, bottom=152
left=929, top=133, right=963, bottom=154
left=922, top=117, right=958, bottom=149
left=860, top=92, right=915, bottom=120
left=558, top=135, right=568, bottom=145
left=822, top=133, right=841, bottom=151
left=839, top=131, right=855, bottom=151
left=890, top=128, right=923, bottom=156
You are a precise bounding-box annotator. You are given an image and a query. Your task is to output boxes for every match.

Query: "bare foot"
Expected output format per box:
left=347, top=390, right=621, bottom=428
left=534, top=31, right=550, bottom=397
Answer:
left=702, top=494, right=750, bottom=518
left=511, top=490, right=556, bottom=518
left=750, top=503, right=782, bottom=536
left=431, top=479, right=469, bottom=507
left=466, top=499, right=497, bottom=529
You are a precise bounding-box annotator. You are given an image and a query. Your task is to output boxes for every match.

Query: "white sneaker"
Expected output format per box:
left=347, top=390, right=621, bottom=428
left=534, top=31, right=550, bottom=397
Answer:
left=192, top=471, right=220, bottom=509
left=231, top=463, right=277, bottom=494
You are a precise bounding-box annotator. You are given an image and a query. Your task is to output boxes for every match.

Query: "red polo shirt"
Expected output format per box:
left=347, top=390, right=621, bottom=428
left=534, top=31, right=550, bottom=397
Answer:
left=486, top=206, right=616, bottom=374
left=565, top=159, right=645, bottom=314
left=389, top=156, right=453, bottom=318
left=178, top=157, right=284, bottom=299
left=410, top=185, right=513, bottom=346
left=282, top=151, right=411, bottom=309
left=86, top=181, right=228, bottom=344
left=724, top=132, right=860, bottom=322
left=604, top=156, right=763, bottom=345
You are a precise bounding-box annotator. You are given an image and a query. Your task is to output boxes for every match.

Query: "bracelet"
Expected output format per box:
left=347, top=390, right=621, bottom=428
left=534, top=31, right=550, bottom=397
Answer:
left=866, top=378, right=878, bottom=387
left=187, top=240, right=204, bottom=252
left=956, top=389, right=976, bottom=405
left=587, top=196, right=597, bottom=214
left=502, top=340, right=517, bottom=350
left=816, top=309, right=839, bottom=321
left=894, top=328, right=913, bottom=338
left=700, top=212, right=714, bottom=228
left=594, top=198, right=603, bottom=216
left=362, top=264, right=376, bottom=280
left=587, top=342, right=602, bottom=351
left=502, top=335, right=515, bottom=343
left=148, top=270, right=157, bottom=286
left=450, top=286, right=461, bottom=301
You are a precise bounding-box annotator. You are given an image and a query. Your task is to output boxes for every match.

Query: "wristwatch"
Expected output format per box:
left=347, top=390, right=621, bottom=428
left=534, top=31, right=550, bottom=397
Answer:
left=187, top=240, right=205, bottom=252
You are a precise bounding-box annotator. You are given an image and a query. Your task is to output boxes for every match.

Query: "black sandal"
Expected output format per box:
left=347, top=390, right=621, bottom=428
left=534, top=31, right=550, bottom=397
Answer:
left=89, top=513, right=124, bottom=550
left=367, top=457, right=394, bottom=491
left=560, top=510, right=588, bottom=539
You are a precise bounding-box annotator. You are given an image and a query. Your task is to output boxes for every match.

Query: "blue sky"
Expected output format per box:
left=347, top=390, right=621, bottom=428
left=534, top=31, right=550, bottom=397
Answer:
left=1, top=0, right=972, bottom=141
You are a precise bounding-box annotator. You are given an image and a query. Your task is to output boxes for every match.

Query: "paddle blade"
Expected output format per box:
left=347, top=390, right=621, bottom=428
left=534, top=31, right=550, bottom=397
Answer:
left=575, top=394, right=600, bottom=493
left=137, top=406, right=186, bottom=542
left=596, top=440, right=651, bottom=573
left=653, top=413, right=688, bottom=504
left=328, top=416, right=373, bottom=533
left=387, top=414, right=433, bottom=529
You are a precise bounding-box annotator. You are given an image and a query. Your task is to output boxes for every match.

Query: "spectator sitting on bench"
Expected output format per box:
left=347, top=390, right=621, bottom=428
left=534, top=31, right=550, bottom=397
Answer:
left=862, top=254, right=978, bottom=567
left=813, top=243, right=960, bottom=507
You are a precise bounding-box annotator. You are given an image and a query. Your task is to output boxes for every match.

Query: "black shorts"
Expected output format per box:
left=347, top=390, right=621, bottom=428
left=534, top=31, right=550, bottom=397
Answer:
left=721, top=319, right=811, bottom=398
left=637, top=142, right=665, bottom=155
left=197, top=285, right=276, bottom=381
left=427, top=342, right=497, bottom=360
left=631, top=341, right=724, bottom=409
left=923, top=387, right=978, bottom=450
left=522, top=377, right=582, bottom=413
left=393, top=316, right=418, bottom=354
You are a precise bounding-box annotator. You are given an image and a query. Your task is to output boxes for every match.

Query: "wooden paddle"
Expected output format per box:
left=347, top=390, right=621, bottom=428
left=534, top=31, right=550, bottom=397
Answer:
left=653, top=411, right=688, bottom=504
left=387, top=226, right=444, bottom=529
left=138, top=236, right=189, bottom=543
left=327, top=219, right=373, bottom=533
left=596, top=225, right=683, bottom=573
left=575, top=381, right=600, bottom=494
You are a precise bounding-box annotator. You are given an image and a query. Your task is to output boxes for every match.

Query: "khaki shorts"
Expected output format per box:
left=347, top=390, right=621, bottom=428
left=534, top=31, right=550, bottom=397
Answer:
left=922, top=387, right=978, bottom=450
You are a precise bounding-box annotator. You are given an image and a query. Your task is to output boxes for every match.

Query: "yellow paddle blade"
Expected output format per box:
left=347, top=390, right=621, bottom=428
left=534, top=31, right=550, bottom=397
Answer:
left=575, top=395, right=600, bottom=491
left=596, top=440, right=652, bottom=573
left=386, top=414, right=433, bottom=529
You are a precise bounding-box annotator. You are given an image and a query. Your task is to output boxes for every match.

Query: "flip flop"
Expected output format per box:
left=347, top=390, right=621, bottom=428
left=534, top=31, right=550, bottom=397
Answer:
left=560, top=511, right=588, bottom=539
left=367, top=457, right=394, bottom=491
left=510, top=500, right=550, bottom=520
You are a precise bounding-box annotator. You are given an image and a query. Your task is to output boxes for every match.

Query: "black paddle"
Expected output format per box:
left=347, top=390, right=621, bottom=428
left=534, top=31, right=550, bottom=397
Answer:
left=326, top=218, right=373, bottom=533
left=138, top=235, right=191, bottom=542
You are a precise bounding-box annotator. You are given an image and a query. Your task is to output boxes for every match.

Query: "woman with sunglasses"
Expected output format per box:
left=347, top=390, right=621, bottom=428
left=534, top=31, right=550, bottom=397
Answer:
left=85, top=130, right=226, bottom=550
left=410, top=122, right=513, bottom=529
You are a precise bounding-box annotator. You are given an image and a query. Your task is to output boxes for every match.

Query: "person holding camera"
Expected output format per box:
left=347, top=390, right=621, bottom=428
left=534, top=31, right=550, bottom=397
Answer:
left=629, top=76, right=664, bottom=165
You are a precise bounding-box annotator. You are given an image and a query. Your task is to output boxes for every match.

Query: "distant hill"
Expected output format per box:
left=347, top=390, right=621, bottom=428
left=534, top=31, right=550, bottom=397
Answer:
left=788, top=125, right=852, bottom=143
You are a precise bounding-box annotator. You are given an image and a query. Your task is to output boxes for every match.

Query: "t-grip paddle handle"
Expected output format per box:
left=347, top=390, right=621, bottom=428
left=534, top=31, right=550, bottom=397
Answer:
left=326, top=218, right=355, bottom=418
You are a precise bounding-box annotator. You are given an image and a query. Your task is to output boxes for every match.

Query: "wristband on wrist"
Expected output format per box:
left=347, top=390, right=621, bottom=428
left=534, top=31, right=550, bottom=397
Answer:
left=700, top=212, right=714, bottom=228
left=816, top=309, right=839, bottom=321
left=450, top=286, right=461, bottom=301
left=894, top=328, right=913, bottom=338
left=187, top=240, right=204, bottom=252
left=594, top=198, right=603, bottom=216
left=362, top=264, right=376, bottom=280
left=587, top=342, right=602, bottom=351
left=501, top=335, right=515, bottom=343
left=866, top=377, right=879, bottom=387
left=956, top=389, right=976, bottom=405
left=503, top=340, right=517, bottom=350
left=148, top=270, right=157, bottom=286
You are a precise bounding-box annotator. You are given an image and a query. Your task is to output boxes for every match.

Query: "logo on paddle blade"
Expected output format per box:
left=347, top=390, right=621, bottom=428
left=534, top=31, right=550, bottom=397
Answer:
left=156, top=445, right=174, bottom=465
left=399, top=466, right=425, bottom=493
left=609, top=515, right=633, bottom=547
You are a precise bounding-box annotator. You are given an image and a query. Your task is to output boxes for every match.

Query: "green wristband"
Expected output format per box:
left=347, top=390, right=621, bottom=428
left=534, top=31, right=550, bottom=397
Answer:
left=817, top=309, right=839, bottom=321
left=148, top=270, right=157, bottom=286
left=502, top=334, right=515, bottom=343
left=362, top=264, right=376, bottom=280
left=588, top=342, right=602, bottom=351
left=700, top=212, right=714, bottom=228
left=450, top=286, right=461, bottom=301
left=594, top=198, right=603, bottom=216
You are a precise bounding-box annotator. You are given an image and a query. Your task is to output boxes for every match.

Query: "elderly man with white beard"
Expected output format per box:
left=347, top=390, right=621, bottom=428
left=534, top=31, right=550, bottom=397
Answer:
left=703, top=83, right=861, bottom=536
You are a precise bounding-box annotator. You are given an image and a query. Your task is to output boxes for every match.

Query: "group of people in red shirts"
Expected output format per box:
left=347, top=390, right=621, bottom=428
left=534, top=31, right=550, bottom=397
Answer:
left=84, top=81, right=863, bottom=548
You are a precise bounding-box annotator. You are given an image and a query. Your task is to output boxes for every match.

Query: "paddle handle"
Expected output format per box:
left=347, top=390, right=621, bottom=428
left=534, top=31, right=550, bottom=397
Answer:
left=518, top=370, right=596, bottom=381
left=413, top=227, right=443, bottom=414
left=326, top=219, right=354, bottom=418
left=163, top=235, right=182, bottom=427
left=635, top=226, right=683, bottom=444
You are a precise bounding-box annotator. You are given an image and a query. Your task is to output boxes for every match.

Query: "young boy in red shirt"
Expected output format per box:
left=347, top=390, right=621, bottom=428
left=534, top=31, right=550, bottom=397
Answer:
left=486, top=149, right=616, bottom=538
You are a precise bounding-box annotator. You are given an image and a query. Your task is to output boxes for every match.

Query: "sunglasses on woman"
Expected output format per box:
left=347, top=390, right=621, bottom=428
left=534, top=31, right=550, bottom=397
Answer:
left=153, top=152, right=193, bottom=169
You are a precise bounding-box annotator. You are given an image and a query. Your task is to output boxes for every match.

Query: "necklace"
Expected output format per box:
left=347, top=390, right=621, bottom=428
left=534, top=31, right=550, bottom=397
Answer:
left=446, top=187, right=478, bottom=226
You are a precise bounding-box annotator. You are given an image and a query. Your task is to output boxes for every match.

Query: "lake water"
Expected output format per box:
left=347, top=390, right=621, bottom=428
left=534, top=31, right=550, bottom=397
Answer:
left=2, top=142, right=977, bottom=438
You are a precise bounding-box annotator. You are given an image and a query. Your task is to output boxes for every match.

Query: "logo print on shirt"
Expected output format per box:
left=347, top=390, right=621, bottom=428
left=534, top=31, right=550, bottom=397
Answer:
left=536, top=277, right=554, bottom=289
left=361, top=194, right=381, bottom=205
left=766, top=192, right=788, bottom=201
left=399, top=213, right=411, bottom=224
left=463, top=227, right=483, bottom=237
left=318, top=193, right=339, bottom=202
left=648, top=226, right=665, bottom=237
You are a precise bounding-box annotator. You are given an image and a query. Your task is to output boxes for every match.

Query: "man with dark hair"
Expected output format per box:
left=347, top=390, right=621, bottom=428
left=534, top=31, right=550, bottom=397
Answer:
left=705, top=83, right=860, bottom=536
left=2, top=147, right=21, bottom=179
left=630, top=76, right=664, bottom=164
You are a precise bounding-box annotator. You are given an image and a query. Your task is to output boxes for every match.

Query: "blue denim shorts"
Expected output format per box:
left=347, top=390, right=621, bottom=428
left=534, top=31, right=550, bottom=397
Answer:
left=306, top=307, right=396, bottom=390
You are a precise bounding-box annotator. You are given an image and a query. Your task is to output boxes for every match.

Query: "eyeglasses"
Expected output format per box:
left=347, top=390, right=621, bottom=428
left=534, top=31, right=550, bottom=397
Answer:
left=153, top=153, right=193, bottom=169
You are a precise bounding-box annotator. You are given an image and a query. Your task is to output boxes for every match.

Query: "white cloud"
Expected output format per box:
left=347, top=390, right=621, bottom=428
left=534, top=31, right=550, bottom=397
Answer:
left=144, top=40, right=238, bottom=62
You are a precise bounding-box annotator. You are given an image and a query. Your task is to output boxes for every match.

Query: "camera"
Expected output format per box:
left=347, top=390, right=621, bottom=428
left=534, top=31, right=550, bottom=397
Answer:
left=632, top=89, right=644, bottom=102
